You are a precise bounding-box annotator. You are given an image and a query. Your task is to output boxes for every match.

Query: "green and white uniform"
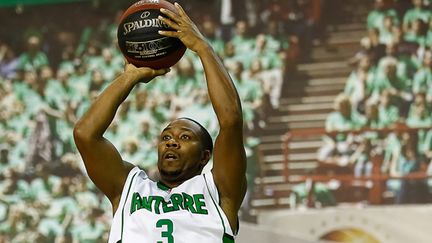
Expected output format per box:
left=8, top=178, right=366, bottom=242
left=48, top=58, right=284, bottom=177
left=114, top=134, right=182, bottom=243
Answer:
left=108, top=167, right=236, bottom=243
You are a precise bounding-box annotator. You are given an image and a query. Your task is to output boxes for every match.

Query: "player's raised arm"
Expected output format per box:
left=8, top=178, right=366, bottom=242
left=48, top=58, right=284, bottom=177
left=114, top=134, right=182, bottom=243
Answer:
left=159, top=3, right=247, bottom=231
left=73, top=64, right=168, bottom=211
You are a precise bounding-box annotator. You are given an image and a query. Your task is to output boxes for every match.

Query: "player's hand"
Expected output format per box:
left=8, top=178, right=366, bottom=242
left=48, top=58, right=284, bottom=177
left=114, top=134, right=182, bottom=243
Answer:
left=124, top=61, right=170, bottom=83
left=158, top=3, right=208, bottom=53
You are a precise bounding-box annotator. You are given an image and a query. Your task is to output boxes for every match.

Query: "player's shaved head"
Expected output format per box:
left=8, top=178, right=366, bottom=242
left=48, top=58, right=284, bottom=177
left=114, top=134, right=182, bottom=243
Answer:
left=176, top=117, right=213, bottom=154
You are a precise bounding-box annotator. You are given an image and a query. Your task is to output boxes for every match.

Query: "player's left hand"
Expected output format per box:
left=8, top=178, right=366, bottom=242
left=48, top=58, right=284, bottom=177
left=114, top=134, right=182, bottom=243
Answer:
left=158, top=3, right=208, bottom=53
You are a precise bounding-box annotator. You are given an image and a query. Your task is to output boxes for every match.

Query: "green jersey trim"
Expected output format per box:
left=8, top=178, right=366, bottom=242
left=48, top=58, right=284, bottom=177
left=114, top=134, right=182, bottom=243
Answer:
left=120, top=171, right=139, bottom=242
left=223, top=233, right=235, bottom=243
left=157, top=181, right=171, bottom=191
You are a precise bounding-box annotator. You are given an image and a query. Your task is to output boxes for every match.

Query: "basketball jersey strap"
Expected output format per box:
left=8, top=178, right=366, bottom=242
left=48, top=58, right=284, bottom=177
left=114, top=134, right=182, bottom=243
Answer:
left=119, top=167, right=141, bottom=242
left=203, top=172, right=237, bottom=240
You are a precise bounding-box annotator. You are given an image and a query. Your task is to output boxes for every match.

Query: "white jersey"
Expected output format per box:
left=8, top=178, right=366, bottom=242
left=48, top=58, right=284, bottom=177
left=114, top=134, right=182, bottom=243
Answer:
left=108, top=167, right=236, bottom=243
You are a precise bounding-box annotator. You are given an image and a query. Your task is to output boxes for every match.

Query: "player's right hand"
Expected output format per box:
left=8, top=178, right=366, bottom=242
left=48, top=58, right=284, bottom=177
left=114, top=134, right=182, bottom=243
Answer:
left=124, top=61, right=170, bottom=83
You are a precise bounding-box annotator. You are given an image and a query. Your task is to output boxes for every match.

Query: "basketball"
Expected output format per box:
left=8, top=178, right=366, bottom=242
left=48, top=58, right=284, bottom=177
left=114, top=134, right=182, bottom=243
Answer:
left=117, top=0, right=186, bottom=69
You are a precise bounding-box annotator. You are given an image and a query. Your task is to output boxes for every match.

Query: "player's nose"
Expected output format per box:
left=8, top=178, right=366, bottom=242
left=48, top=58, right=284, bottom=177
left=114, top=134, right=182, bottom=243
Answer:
left=166, top=138, right=180, bottom=148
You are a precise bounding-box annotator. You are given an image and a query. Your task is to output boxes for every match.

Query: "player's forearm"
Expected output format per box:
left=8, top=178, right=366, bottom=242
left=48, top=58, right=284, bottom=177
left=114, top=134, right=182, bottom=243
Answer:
left=197, top=43, right=243, bottom=127
left=74, top=73, right=139, bottom=139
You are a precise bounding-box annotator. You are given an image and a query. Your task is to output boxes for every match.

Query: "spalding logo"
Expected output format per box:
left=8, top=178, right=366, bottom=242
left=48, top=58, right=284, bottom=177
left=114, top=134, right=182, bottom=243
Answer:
left=140, top=11, right=151, bottom=19
left=122, top=15, right=169, bottom=35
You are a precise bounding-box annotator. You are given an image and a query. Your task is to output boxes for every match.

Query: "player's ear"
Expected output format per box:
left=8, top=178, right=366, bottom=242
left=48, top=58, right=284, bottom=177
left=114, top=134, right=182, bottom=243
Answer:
left=200, top=150, right=211, bottom=165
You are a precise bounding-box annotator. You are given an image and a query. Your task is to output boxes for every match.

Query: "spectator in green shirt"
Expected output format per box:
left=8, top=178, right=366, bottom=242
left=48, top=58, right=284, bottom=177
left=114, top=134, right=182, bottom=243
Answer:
left=349, top=137, right=374, bottom=177
left=325, top=94, right=367, bottom=134
left=379, top=15, right=397, bottom=45
left=69, top=61, right=92, bottom=98
left=413, top=50, right=432, bottom=96
left=390, top=139, right=428, bottom=204
left=71, top=208, right=106, bottom=243
left=17, top=35, right=49, bottom=72
left=377, top=41, right=415, bottom=82
left=318, top=94, right=366, bottom=164
left=231, top=20, right=255, bottom=54
left=374, top=58, right=413, bottom=116
left=378, top=90, right=401, bottom=127
left=406, top=91, right=432, bottom=154
left=426, top=18, right=432, bottom=47
left=201, top=18, right=225, bottom=56
left=403, top=18, right=428, bottom=46
left=220, top=41, right=238, bottom=67
left=403, top=0, right=432, bottom=33
left=250, top=34, right=282, bottom=70
left=367, top=0, right=399, bottom=33
left=99, top=48, right=123, bottom=82
left=344, top=55, right=376, bottom=113
left=229, top=61, right=263, bottom=130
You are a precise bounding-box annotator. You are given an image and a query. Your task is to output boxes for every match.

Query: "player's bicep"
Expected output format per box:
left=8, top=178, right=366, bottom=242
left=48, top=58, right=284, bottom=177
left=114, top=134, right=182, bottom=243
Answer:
left=212, top=126, right=247, bottom=207
left=75, top=137, right=133, bottom=202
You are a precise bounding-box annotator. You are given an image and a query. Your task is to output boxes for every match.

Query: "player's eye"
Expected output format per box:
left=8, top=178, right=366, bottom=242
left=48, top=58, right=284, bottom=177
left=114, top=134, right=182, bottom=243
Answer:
left=162, top=135, right=171, bottom=141
left=180, top=134, right=190, bottom=140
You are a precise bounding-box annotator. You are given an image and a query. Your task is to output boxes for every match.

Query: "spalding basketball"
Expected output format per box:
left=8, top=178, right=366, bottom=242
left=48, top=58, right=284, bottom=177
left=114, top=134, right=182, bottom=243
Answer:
left=117, top=0, right=186, bottom=69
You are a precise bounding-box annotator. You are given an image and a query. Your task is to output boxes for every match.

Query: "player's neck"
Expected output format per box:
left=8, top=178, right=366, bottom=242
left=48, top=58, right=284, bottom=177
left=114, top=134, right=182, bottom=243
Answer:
left=158, top=179, right=182, bottom=189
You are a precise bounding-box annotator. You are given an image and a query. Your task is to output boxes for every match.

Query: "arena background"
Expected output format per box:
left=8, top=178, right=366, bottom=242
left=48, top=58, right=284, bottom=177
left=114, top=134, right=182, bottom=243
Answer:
left=1, top=0, right=432, bottom=242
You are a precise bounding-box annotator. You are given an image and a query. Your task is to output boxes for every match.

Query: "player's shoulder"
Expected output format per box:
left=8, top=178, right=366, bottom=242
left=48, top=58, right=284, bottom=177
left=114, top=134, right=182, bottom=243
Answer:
left=121, top=163, right=151, bottom=188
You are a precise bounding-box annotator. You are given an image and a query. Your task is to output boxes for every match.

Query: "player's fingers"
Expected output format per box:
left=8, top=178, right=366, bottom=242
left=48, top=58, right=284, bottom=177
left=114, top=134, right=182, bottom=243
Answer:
left=158, top=30, right=179, bottom=38
left=124, top=58, right=135, bottom=71
left=160, top=8, right=180, bottom=23
left=153, top=68, right=171, bottom=76
left=124, top=58, right=131, bottom=66
left=158, top=15, right=180, bottom=30
left=174, top=2, right=190, bottom=21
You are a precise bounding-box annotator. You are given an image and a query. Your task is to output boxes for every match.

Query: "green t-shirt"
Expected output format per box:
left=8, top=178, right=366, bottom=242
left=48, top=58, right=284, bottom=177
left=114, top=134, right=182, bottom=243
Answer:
left=69, top=71, right=92, bottom=96
left=28, top=176, right=61, bottom=201
left=265, top=35, right=290, bottom=52
left=233, top=77, right=263, bottom=122
left=372, top=74, right=411, bottom=96
left=72, top=221, right=106, bottom=243
left=207, top=37, right=225, bottom=56
left=377, top=56, right=414, bottom=81
left=325, top=111, right=366, bottom=132
left=231, top=35, right=255, bottom=54
left=404, top=32, right=427, bottom=46
left=426, top=30, right=432, bottom=47
left=378, top=105, right=400, bottom=127
left=403, top=8, right=432, bottom=27
left=38, top=218, right=63, bottom=238
left=367, top=9, right=399, bottom=32
left=45, top=79, right=81, bottom=109
left=251, top=49, right=282, bottom=70
left=99, top=61, right=122, bottom=81
left=379, top=28, right=394, bottom=45
left=344, top=69, right=376, bottom=97
left=412, top=68, right=432, bottom=93
left=325, top=111, right=366, bottom=141
left=18, top=51, right=49, bottom=71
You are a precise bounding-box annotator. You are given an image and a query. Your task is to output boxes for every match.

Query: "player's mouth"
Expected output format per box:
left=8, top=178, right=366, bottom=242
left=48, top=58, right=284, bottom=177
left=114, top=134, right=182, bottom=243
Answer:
left=164, top=151, right=179, bottom=161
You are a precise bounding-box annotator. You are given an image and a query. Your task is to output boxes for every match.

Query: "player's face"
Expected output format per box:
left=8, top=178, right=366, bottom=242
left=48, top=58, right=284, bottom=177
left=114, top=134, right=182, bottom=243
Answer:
left=157, top=119, right=207, bottom=184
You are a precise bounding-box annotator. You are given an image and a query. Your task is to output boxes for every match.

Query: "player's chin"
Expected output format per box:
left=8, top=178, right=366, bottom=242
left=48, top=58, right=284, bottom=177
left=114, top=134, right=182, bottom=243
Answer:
left=159, top=167, right=183, bottom=181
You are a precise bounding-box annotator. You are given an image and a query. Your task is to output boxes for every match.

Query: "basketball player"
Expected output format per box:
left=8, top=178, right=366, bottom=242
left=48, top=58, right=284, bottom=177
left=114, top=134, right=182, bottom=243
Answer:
left=73, top=3, right=246, bottom=243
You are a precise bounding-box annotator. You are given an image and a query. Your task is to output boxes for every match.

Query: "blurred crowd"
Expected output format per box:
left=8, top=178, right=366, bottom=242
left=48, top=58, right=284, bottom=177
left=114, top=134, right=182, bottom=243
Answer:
left=320, top=0, right=432, bottom=205
left=0, top=0, right=329, bottom=241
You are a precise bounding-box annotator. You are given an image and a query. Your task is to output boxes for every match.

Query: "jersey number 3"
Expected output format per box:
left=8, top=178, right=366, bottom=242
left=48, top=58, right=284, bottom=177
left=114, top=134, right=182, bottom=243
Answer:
left=156, top=219, right=174, bottom=243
